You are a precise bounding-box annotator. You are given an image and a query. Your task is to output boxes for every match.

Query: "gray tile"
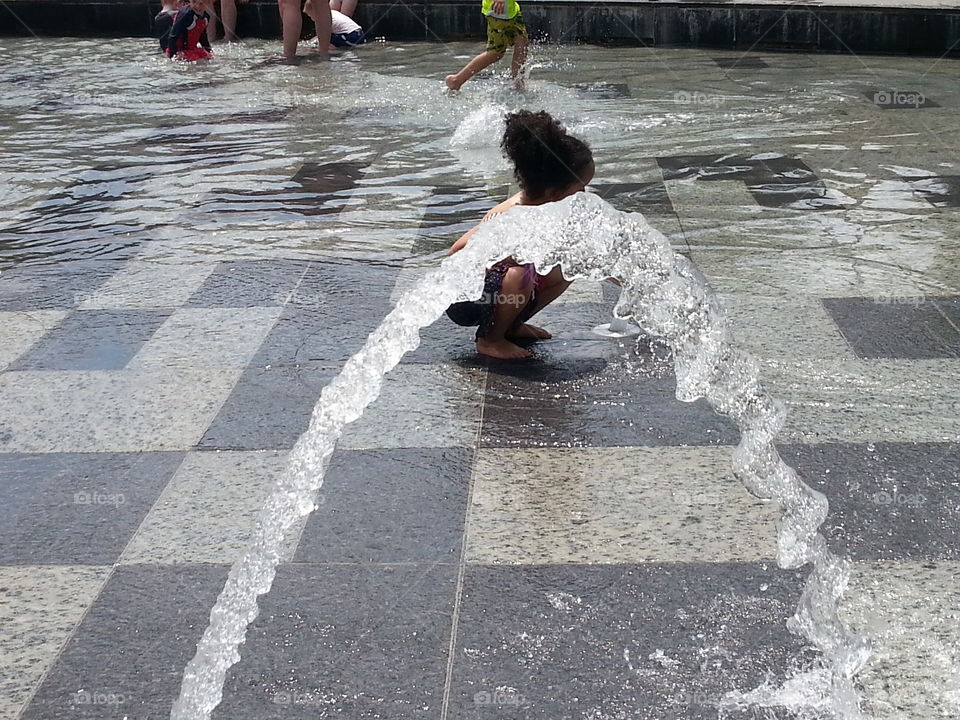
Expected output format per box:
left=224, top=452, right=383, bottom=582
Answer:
left=592, top=181, right=675, bottom=215
left=294, top=447, right=472, bottom=563
left=20, top=564, right=228, bottom=720
left=411, top=185, right=509, bottom=256
left=9, top=309, right=170, bottom=371
left=185, top=259, right=308, bottom=308
left=76, top=260, right=218, bottom=310
left=197, top=364, right=334, bottom=451
left=480, top=331, right=739, bottom=448
left=576, top=82, right=631, bottom=99
left=0, top=452, right=184, bottom=565
left=0, top=260, right=124, bottom=311
left=467, top=446, right=778, bottom=564
left=250, top=259, right=400, bottom=367
left=822, top=296, right=960, bottom=359
left=713, top=56, right=768, bottom=69
left=0, top=310, right=67, bottom=371
left=0, top=566, right=110, bottom=720
left=448, top=563, right=808, bottom=719
left=215, top=563, right=457, bottom=720
left=120, top=450, right=298, bottom=565
left=778, top=443, right=960, bottom=561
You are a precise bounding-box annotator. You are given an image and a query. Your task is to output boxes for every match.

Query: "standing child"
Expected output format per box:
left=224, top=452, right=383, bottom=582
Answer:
left=446, top=111, right=595, bottom=360
left=445, top=0, right=528, bottom=92
left=165, top=0, right=213, bottom=60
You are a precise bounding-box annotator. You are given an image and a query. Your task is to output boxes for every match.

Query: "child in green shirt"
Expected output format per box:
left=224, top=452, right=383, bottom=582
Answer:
left=445, top=0, right=528, bottom=91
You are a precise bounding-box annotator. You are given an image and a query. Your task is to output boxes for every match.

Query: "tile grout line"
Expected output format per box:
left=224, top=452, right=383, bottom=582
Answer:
left=439, top=365, right=489, bottom=720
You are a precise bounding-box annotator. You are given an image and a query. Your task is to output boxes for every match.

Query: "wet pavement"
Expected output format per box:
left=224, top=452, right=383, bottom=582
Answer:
left=1, top=38, right=959, bottom=720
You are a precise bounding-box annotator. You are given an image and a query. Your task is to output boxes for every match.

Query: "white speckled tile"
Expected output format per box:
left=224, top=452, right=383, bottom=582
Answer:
left=840, top=561, right=960, bottom=720
left=720, top=294, right=855, bottom=362
left=120, top=450, right=300, bottom=564
left=339, top=363, right=485, bottom=450
left=0, top=565, right=111, bottom=720
left=466, top=446, right=779, bottom=564
left=0, top=311, right=67, bottom=371
left=76, top=260, right=218, bottom=309
left=127, top=307, right=282, bottom=370
left=0, top=368, right=242, bottom=452
left=765, top=359, right=960, bottom=443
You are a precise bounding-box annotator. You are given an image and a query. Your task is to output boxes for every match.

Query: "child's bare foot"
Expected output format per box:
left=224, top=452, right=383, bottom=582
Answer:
left=507, top=323, right=551, bottom=340
left=476, top=337, right=533, bottom=360
left=445, top=74, right=463, bottom=92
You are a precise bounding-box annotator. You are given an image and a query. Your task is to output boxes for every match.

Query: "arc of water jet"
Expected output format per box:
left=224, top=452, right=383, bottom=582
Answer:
left=171, top=191, right=869, bottom=719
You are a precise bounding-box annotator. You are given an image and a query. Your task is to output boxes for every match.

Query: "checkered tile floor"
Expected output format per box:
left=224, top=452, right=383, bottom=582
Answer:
left=1, top=39, right=959, bottom=720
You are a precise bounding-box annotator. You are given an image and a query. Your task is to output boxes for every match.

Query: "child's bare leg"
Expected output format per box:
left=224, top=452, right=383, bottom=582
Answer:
left=511, top=33, right=529, bottom=90
left=221, top=0, right=239, bottom=40
left=445, top=50, right=503, bottom=91
left=206, top=1, right=221, bottom=44
left=335, top=0, right=357, bottom=15
left=512, top=266, right=571, bottom=338
left=278, top=0, right=303, bottom=58
left=476, top=266, right=534, bottom=360
left=304, top=0, right=332, bottom=54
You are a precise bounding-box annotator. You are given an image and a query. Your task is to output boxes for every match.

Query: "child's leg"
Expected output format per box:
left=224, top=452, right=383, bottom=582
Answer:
left=206, top=1, right=220, bottom=43
left=221, top=0, right=239, bottom=40
left=278, top=0, right=303, bottom=58
left=510, top=266, right=571, bottom=339
left=511, top=32, right=529, bottom=89
left=445, top=51, right=504, bottom=91
left=476, top=265, right=535, bottom=360
left=304, top=0, right=332, bottom=53
left=336, top=0, right=357, bottom=15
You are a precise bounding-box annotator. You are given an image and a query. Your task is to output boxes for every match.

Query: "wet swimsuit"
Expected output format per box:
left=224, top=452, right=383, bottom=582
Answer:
left=446, top=261, right=539, bottom=339
left=165, top=8, right=213, bottom=61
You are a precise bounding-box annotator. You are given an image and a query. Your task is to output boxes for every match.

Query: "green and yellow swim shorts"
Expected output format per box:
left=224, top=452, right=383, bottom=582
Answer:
left=485, top=13, right=527, bottom=55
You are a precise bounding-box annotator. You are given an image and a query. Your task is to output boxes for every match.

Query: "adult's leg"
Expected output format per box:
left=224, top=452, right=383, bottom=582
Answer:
left=445, top=50, right=503, bottom=91
left=278, top=0, right=303, bottom=58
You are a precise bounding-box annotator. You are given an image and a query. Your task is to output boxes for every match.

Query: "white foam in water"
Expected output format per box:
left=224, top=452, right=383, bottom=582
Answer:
left=171, top=192, right=870, bottom=719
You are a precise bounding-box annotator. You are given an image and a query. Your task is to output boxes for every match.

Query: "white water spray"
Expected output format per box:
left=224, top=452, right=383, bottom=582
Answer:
left=171, top=191, right=869, bottom=719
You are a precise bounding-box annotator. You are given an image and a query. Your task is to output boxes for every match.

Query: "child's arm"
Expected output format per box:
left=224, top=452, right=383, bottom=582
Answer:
left=448, top=225, right=480, bottom=255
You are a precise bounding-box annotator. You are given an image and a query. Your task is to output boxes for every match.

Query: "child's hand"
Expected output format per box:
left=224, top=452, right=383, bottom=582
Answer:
left=491, top=0, right=505, bottom=14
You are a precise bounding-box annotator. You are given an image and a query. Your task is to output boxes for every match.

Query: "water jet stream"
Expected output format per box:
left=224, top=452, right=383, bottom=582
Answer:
left=171, top=192, right=869, bottom=719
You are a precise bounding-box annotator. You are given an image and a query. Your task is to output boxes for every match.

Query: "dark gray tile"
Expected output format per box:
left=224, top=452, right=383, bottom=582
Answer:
left=822, top=296, right=960, bottom=359
left=198, top=364, right=334, bottom=451
left=779, top=442, right=960, bottom=561
left=448, top=563, right=808, bottom=719
left=0, top=452, right=184, bottom=565
left=21, top=564, right=228, bottom=720
left=0, top=259, right=124, bottom=310
left=215, top=563, right=457, bottom=720
left=592, top=182, right=675, bottom=214
left=185, top=259, right=309, bottom=308
left=9, top=309, right=170, bottom=371
left=196, top=161, right=367, bottom=219
left=657, top=153, right=840, bottom=209
left=411, top=185, right=510, bottom=256
left=864, top=90, right=940, bottom=109
left=250, top=259, right=400, bottom=366
left=713, top=56, right=769, bottom=69
left=294, top=447, right=471, bottom=563
left=480, top=314, right=738, bottom=448
left=905, top=175, right=960, bottom=208
left=576, top=82, right=631, bottom=99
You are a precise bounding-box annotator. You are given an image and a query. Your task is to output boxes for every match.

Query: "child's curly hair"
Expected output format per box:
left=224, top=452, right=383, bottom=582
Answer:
left=501, top=110, right=593, bottom=201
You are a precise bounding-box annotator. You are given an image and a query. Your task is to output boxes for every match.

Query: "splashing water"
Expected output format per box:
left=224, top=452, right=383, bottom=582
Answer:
left=171, top=191, right=870, bottom=719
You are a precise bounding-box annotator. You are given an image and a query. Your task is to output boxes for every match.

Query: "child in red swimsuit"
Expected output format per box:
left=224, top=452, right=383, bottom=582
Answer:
left=166, top=0, right=214, bottom=61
